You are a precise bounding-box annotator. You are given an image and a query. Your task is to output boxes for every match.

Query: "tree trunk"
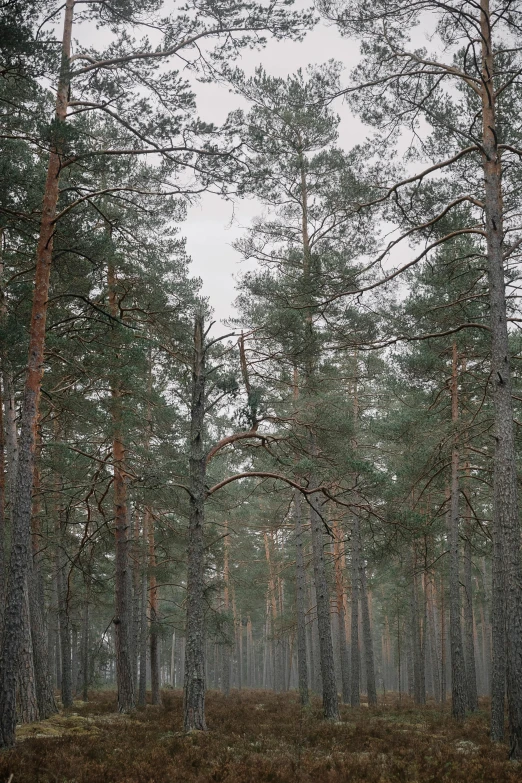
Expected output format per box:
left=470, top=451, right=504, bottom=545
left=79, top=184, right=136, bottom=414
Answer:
left=427, top=575, right=441, bottom=702
left=448, top=344, right=467, bottom=720
left=147, top=507, right=161, bottom=705
left=183, top=312, right=208, bottom=731
left=0, top=0, right=75, bottom=747
left=360, top=558, right=377, bottom=705
left=333, top=520, right=350, bottom=703
left=56, top=513, right=72, bottom=709
left=222, top=520, right=231, bottom=696
left=29, top=427, right=56, bottom=719
left=479, top=0, right=522, bottom=757
left=463, top=461, right=478, bottom=712
left=490, top=526, right=505, bottom=739
left=410, top=548, right=426, bottom=706
left=350, top=517, right=361, bottom=707
left=108, top=261, right=135, bottom=713
left=0, top=376, right=5, bottom=620
left=309, top=490, right=339, bottom=719
left=16, top=584, right=39, bottom=724
left=131, top=512, right=140, bottom=694
left=82, top=587, right=89, bottom=701
left=138, top=518, right=148, bottom=708
left=294, top=493, right=309, bottom=706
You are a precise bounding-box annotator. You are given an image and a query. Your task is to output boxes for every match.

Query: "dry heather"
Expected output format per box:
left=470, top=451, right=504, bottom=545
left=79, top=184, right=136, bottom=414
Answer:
left=0, top=691, right=519, bottom=783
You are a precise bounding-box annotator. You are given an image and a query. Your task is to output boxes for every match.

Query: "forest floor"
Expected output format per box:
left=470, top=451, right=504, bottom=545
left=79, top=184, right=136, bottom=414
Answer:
left=0, top=690, right=519, bottom=783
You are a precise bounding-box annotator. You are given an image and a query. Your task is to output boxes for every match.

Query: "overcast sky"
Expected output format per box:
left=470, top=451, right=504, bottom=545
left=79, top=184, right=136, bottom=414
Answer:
left=182, top=10, right=365, bottom=325
left=67, top=2, right=422, bottom=326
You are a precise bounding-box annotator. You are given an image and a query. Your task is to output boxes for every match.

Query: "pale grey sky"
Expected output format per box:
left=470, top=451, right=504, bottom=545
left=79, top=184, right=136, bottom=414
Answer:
left=63, top=2, right=412, bottom=325
left=183, top=13, right=366, bottom=325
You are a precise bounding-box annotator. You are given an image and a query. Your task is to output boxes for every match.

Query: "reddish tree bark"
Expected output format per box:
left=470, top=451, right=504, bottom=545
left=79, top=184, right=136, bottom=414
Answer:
left=0, top=0, right=75, bottom=747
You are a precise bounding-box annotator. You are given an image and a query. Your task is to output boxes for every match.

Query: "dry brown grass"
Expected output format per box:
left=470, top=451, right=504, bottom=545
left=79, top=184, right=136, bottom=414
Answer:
left=0, top=690, right=519, bottom=782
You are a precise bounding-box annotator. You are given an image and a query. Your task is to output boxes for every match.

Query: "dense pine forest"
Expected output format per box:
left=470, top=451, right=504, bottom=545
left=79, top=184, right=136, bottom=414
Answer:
left=1, top=1, right=522, bottom=781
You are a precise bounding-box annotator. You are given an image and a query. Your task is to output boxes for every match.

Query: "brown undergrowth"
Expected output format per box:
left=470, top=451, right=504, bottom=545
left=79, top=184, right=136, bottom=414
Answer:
left=0, top=690, right=518, bottom=783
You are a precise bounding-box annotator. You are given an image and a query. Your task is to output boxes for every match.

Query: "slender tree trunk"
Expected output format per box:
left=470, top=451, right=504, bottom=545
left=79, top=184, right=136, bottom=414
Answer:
left=448, top=344, right=467, bottom=721
left=440, top=573, right=446, bottom=703
left=410, top=549, right=425, bottom=706
left=463, top=460, right=478, bottom=712
left=71, top=626, right=79, bottom=697
left=351, top=517, right=361, bottom=707
left=82, top=586, right=90, bottom=701
left=108, top=262, right=135, bottom=713
left=427, top=575, right=441, bottom=702
left=461, top=358, right=478, bottom=712
left=264, top=530, right=281, bottom=693
left=0, top=376, right=6, bottom=620
left=147, top=507, right=160, bottom=705
left=222, top=520, right=231, bottom=696
left=0, top=0, right=75, bottom=747
left=131, top=512, right=140, bottom=693
left=360, top=559, right=377, bottom=705
left=491, top=526, right=505, bottom=739
left=294, top=493, right=309, bottom=706
left=56, top=511, right=72, bottom=709
left=138, top=513, right=148, bottom=708
left=309, top=490, right=339, bottom=719
left=480, top=0, right=522, bottom=757
left=333, top=520, right=350, bottom=703
left=183, top=313, right=208, bottom=731
left=29, top=426, right=56, bottom=719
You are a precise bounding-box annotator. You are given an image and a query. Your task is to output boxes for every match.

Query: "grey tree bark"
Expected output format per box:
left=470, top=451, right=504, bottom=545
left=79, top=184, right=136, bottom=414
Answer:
left=0, top=0, right=75, bottom=747
left=138, top=515, right=148, bottom=708
left=448, top=344, right=467, bottom=721
left=350, top=517, right=361, bottom=707
left=309, top=491, right=339, bottom=720
left=183, top=312, right=208, bottom=731
left=333, top=521, right=350, bottom=704
left=463, top=486, right=478, bottom=712
left=360, top=558, right=377, bottom=705
left=480, top=0, right=522, bottom=757
left=294, top=493, right=309, bottom=706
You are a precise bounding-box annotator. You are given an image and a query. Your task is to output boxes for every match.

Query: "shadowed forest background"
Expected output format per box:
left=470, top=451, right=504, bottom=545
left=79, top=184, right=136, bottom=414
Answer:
left=2, top=0, right=522, bottom=780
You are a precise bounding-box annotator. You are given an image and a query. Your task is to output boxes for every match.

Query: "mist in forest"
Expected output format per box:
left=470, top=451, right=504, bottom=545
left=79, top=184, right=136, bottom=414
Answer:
left=1, top=1, right=522, bottom=781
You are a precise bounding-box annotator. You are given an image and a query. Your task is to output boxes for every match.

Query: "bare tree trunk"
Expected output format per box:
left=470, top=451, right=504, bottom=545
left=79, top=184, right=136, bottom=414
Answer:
left=0, top=375, right=5, bottom=620
left=463, top=462, right=478, bottom=712
left=131, top=512, right=140, bottom=694
left=448, top=344, right=467, bottom=721
left=82, top=586, right=89, bottom=701
left=410, top=550, right=426, bottom=706
left=28, top=428, right=56, bottom=719
left=360, top=558, right=377, bottom=705
left=490, top=527, right=505, bottom=740
left=138, top=514, right=148, bottom=708
left=147, top=507, right=160, bottom=706
left=108, top=261, right=135, bottom=713
left=222, top=520, right=231, bottom=696
left=351, top=517, right=361, bottom=707
left=16, top=584, right=39, bottom=724
left=0, top=0, right=75, bottom=747
left=479, top=0, right=522, bottom=757
left=309, top=489, right=339, bottom=719
left=183, top=312, right=207, bottom=731
left=53, top=443, right=72, bottom=711
left=294, top=493, right=309, bottom=706
left=333, top=520, right=350, bottom=703
left=427, top=575, right=441, bottom=702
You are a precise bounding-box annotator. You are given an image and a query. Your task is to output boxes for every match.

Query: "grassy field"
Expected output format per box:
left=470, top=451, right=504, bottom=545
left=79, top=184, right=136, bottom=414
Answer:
left=0, top=691, right=519, bottom=782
